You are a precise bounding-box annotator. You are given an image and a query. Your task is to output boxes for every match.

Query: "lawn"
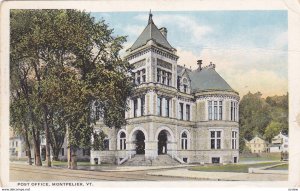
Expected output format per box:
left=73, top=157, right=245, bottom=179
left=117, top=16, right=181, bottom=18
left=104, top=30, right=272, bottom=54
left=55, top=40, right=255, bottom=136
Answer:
left=266, top=163, right=288, bottom=170
left=51, top=161, right=98, bottom=166
left=189, top=162, right=281, bottom=173
left=239, top=153, right=281, bottom=162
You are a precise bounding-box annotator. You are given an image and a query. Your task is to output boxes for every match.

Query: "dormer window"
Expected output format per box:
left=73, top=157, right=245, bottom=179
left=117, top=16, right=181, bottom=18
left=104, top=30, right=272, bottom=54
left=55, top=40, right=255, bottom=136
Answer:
left=181, top=78, right=190, bottom=94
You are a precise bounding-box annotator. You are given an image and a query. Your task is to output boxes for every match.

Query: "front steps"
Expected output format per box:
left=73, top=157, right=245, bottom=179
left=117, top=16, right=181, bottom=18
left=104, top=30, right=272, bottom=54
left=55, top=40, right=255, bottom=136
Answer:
left=122, top=154, right=180, bottom=166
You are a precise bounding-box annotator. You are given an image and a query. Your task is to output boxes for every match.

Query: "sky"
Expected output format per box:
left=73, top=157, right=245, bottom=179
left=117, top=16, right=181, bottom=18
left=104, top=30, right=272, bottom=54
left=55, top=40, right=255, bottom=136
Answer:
left=91, top=11, right=288, bottom=98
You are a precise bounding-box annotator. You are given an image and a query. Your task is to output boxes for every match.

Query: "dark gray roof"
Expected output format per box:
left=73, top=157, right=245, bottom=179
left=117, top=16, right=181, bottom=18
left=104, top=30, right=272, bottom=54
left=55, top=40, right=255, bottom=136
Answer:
left=129, top=19, right=174, bottom=51
left=188, top=67, right=234, bottom=92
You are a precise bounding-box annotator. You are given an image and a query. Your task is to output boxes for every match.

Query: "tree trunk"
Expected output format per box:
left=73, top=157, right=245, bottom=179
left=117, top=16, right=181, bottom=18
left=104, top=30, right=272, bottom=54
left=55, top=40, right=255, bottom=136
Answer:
left=24, top=126, right=32, bottom=165
left=70, top=146, right=77, bottom=170
left=33, top=139, right=42, bottom=166
left=52, top=148, right=60, bottom=161
left=43, top=105, right=52, bottom=167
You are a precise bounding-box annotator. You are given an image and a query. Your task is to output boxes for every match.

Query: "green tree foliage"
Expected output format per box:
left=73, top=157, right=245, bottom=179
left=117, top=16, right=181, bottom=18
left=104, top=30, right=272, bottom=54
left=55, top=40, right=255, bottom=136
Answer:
left=10, top=9, right=134, bottom=168
left=239, top=92, right=288, bottom=152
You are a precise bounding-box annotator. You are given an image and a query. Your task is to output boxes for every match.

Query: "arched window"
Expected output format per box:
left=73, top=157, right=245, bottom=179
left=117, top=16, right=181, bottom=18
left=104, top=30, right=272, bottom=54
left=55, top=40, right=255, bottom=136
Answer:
left=181, top=131, right=188, bottom=150
left=119, top=132, right=126, bottom=150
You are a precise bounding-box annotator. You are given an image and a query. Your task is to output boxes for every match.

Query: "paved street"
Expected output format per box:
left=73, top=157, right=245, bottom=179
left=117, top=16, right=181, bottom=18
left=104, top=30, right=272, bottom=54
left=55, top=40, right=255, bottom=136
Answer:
left=10, top=163, right=195, bottom=181
left=10, top=162, right=288, bottom=182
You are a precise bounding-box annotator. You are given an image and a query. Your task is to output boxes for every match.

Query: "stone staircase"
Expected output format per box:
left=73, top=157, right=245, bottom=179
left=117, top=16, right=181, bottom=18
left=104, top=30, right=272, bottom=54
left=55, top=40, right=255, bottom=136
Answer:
left=122, top=154, right=180, bottom=166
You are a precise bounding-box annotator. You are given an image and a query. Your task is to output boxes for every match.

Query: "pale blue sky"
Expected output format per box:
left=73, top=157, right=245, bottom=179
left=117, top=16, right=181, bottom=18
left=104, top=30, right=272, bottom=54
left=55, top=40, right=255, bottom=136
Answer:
left=91, top=11, right=287, bottom=97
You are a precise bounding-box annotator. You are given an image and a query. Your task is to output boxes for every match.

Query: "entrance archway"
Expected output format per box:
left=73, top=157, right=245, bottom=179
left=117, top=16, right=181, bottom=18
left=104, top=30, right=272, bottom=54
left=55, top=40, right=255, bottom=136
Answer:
left=158, top=130, right=168, bottom=155
left=135, top=130, right=145, bottom=154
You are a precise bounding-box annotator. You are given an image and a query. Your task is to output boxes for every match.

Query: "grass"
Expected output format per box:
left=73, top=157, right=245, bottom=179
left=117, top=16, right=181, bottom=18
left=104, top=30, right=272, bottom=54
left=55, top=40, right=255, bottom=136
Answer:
left=51, top=161, right=100, bottom=166
left=266, top=163, right=288, bottom=170
left=189, top=162, right=281, bottom=173
left=239, top=154, right=281, bottom=162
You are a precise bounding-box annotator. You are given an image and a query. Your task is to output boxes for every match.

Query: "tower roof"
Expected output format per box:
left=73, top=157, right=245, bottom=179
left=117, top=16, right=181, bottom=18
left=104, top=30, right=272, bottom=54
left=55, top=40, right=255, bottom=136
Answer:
left=188, top=67, right=234, bottom=93
left=128, top=12, right=174, bottom=51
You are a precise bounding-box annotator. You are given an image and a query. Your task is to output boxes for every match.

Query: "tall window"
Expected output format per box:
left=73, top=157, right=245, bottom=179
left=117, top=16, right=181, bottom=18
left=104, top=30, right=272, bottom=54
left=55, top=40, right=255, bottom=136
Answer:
left=95, top=101, right=101, bottom=120
left=232, top=131, right=237, bottom=149
left=120, top=132, right=126, bottom=150
left=141, top=96, right=145, bottom=116
left=208, top=101, right=212, bottom=120
left=231, top=101, right=238, bottom=121
left=165, top=98, right=170, bottom=117
left=142, top=69, right=146, bottom=82
left=162, top=71, right=165, bottom=84
left=166, top=73, right=170, bottom=86
left=208, top=101, right=223, bottom=120
left=177, top=77, right=181, bottom=89
left=157, top=97, right=162, bottom=116
left=186, top=104, right=190, bottom=121
left=103, top=139, right=109, bottom=150
left=210, top=131, right=221, bottom=149
left=214, top=101, right=218, bottom=120
left=219, top=101, right=222, bottom=120
left=61, top=148, right=64, bottom=156
left=157, top=69, right=161, bottom=83
left=181, top=132, right=188, bottom=150
left=179, top=103, right=184, bottom=120
left=133, top=99, right=138, bottom=117
left=183, top=85, right=187, bottom=93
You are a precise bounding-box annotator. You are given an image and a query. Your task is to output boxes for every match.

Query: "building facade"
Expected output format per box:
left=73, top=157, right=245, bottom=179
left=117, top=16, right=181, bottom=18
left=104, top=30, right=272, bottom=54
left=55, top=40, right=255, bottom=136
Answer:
left=245, top=136, right=268, bottom=153
left=269, top=132, right=288, bottom=153
left=91, top=13, right=240, bottom=165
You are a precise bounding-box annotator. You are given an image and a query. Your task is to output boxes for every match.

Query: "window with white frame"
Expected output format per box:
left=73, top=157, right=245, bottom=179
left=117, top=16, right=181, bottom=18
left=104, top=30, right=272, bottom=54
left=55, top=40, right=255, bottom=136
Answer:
left=134, top=68, right=146, bottom=85
left=133, top=99, right=138, bottom=117
left=157, top=68, right=172, bottom=86
left=165, top=98, right=170, bottom=117
left=141, top=95, right=145, bottom=116
left=119, top=132, right=126, bottom=150
left=157, top=96, right=162, bottom=116
left=230, top=101, right=238, bottom=121
left=179, top=103, right=184, bottom=120
left=208, top=101, right=223, bottom=120
left=181, top=131, right=188, bottom=150
left=232, top=131, right=237, bottom=149
left=186, top=104, right=190, bottom=121
left=210, top=130, right=221, bottom=149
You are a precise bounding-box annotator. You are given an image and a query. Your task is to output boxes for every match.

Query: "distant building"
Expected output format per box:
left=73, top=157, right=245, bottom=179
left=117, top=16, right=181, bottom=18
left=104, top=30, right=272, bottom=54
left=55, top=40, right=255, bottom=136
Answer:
left=245, top=135, right=268, bottom=153
left=268, top=132, right=288, bottom=153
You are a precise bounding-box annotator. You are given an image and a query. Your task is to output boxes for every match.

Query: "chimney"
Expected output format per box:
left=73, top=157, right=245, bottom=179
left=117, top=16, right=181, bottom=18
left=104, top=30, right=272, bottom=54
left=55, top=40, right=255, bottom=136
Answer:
left=197, top=60, right=203, bottom=71
left=159, top=27, right=167, bottom=39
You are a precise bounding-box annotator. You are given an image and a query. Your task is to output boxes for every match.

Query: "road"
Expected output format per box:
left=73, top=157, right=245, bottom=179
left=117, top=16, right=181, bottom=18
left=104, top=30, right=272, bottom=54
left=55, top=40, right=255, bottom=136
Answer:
left=10, top=163, right=196, bottom=181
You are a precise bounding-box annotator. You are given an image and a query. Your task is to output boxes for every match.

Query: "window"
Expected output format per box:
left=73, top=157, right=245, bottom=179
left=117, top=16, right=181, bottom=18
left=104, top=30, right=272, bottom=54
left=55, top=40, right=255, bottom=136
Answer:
left=208, top=101, right=223, bottom=120
left=219, top=101, right=222, bottom=120
left=162, top=71, right=165, bottom=84
left=142, top=69, right=146, bottom=82
left=95, top=101, right=101, bottom=120
left=157, top=97, right=162, bottom=116
left=212, top=157, right=220, bottom=164
left=141, top=96, right=145, bottom=116
left=211, top=131, right=221, bottom=149
left=82, top=149, right=90, bottom=156
left=186, top=104, right=190, bottom=121
left=119, top=132, right=126, bottom=150
left=234, top=157, right=237, bottom=163
left=166, top=73, right=170, bottom=86
left=61, top=148, right=64, bottom=156
left=16, top=141, right=18, bottom=147
left=214, top=101, right=218, bottom=120
left=165, top=98, right=170, bottom=117
left=133, top=99, right=138, bottom=117
left=181, top=132, right=188, bottom=150
left=232, top=131, right=237, bottom=149
left=157, top=69, right=161, bottom=83
left=231, top=101, right=238, bottom=121
left=208, top=101, right=212, bottom=120
left=183, top=158, right=188, bottom=163
left=183, top=85, right=187, bottom=93
left=103, top=139, right=109, bottom=150
left=177, top=77, right=181, bottom=89
left=179, top=103, right=184, bottom=120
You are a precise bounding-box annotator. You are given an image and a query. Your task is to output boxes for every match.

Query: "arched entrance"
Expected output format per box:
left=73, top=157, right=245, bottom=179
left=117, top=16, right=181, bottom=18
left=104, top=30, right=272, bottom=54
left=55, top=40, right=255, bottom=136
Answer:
left=135, top=130, right=145, bottom=154
left=158, top=130, right=168, bottom=155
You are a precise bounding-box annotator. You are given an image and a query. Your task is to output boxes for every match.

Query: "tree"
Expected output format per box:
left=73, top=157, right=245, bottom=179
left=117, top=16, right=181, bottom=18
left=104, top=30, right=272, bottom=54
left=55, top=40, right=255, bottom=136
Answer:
left=264, top=121, right=283, bottom=142
left=10, top=9, right=134, bottom=169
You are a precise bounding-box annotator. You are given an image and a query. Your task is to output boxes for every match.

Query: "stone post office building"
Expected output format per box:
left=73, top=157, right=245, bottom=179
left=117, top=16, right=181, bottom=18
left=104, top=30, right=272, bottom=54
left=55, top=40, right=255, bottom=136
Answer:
left=91, top=13, right=240, bottom=165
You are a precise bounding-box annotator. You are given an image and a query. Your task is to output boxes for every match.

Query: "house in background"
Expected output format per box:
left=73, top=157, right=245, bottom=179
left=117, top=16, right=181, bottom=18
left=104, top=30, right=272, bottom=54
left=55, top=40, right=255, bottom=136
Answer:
left=268, top=132, right=288, bottom=153
left=245, top=135, right=268, bottom=153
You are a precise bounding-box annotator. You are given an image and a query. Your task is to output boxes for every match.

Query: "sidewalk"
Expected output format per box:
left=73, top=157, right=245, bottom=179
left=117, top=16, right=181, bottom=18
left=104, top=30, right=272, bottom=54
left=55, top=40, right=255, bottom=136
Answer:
left=147, top=169, right=288, bottom=181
